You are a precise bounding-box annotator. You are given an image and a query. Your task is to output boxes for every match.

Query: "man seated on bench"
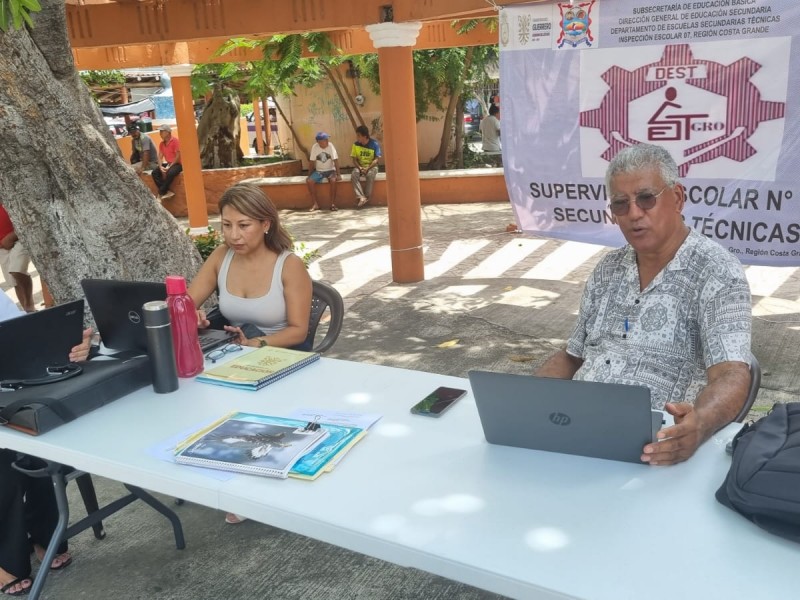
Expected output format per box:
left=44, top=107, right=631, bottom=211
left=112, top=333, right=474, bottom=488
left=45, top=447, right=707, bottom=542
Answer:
left=152, top=125, right=182, bottom=201
left=0, top=293, right=92, bottom=596
left=306, top=132, right=341, bottom=212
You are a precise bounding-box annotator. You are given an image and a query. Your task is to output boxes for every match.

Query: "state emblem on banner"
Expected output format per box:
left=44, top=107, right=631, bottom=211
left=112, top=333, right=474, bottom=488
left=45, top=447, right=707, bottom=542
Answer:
left=580, top=44, right=786, bottom=177
left=557, top=1, right=596, bottom=48
left=500, top=11, right=510, bottom=47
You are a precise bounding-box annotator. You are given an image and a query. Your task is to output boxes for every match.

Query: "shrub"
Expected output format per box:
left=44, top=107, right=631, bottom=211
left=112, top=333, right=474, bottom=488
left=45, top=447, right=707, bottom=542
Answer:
left=187, top=226, right=319, bottom=267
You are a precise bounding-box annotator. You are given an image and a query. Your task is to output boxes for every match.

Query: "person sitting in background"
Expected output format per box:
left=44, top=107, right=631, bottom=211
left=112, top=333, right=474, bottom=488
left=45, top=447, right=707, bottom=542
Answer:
left=0, top=293, right=92, bottom=596
left=306, top=132, right=341, bottom=212
left=128, top=123, right=158, bottom=174
left=188, top=183, right=312, bottom=525
left=151, top=125, right=182, bottom=201
left=535, top=143, right=751, bottom=466
left=480, top=105, right=502, bottom=154
left=0, top=201, right=34, bottom=313
left=350, top=125, right=381, bottom=208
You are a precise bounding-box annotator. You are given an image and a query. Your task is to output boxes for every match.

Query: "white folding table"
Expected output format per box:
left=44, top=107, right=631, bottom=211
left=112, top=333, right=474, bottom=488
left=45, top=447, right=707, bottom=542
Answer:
left=1, top=357, right=797, bottom=600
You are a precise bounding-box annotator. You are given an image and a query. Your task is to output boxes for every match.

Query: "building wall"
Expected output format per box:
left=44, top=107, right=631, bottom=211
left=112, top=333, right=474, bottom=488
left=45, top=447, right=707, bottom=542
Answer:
left=280, top=66, right=449, bottom=169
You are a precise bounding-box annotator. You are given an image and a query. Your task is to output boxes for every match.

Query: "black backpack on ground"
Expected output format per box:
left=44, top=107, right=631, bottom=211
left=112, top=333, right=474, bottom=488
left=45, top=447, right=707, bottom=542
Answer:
left=716, top=402, right=800, bottom=542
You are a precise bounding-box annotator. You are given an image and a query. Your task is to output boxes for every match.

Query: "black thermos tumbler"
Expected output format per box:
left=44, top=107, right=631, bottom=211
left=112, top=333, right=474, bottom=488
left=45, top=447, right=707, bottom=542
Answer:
left=143, top=300, right=179, bottom=393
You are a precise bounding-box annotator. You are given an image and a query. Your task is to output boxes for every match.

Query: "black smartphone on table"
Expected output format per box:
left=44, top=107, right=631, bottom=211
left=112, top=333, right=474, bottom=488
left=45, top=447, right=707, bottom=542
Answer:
left=410, top=386, right=467, bottom=417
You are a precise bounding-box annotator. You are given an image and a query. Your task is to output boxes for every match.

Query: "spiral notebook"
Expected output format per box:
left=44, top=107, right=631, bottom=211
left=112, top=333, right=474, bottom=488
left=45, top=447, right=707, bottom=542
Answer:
left=174, top=412, right=329, bottom=479
left=195, top=346, right=320, bottom=390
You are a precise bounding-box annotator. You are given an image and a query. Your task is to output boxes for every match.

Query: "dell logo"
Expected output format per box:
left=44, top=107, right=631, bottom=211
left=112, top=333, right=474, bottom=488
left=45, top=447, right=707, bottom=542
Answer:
left=128, top=310, right=142, bottom=324
left=549, top=412, right=571, bottom=426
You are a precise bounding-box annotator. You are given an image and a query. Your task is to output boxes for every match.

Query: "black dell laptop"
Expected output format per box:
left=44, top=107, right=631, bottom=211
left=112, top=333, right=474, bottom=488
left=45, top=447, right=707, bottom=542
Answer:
left=0, top=299, right=85, bottom=382
left=81, top=279, right=235, bottom=354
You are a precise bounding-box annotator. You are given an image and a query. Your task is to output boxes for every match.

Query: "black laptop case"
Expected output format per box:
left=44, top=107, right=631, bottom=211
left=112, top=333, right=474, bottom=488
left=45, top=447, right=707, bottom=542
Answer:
left=0, top=356, right=151, bottom=436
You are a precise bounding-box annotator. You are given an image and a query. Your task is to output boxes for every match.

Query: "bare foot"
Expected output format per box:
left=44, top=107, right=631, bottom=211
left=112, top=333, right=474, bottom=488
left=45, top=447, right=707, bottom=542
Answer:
left=34, top=546, right=73, bottom=571
left=308, top=204, right=319, bottom=213
left=224, top=513, right=247, bottom=524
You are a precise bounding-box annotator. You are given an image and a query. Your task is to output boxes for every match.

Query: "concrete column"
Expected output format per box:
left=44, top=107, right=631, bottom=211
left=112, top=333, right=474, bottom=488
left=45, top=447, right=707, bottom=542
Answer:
left=261, top=97, right=273, bottom=155
left=366, top=22, right=424, bottom=283
left=164, top=64, right=208, bottom=231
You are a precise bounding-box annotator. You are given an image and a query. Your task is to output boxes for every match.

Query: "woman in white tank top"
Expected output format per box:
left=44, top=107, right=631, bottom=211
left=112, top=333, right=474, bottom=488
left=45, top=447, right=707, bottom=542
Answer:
left=188, top=183, right=312, bottom=351
left=187, top=184, right=314, bottom=526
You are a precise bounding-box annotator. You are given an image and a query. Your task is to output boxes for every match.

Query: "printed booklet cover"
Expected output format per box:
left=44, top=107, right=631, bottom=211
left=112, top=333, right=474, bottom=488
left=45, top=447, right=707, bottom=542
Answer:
left=174, top=412, right=329, bottom=478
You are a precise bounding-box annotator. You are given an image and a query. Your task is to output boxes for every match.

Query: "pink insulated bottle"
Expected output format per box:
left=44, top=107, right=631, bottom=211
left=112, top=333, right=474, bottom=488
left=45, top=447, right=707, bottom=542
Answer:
left=165, top=275, right=204, bottom=378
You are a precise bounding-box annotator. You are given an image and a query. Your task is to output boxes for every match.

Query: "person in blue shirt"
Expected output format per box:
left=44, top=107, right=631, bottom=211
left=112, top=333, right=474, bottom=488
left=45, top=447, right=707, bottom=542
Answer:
left=0, top=293, right=91, bottom=596
left=349, top=125, right=381, bottom=208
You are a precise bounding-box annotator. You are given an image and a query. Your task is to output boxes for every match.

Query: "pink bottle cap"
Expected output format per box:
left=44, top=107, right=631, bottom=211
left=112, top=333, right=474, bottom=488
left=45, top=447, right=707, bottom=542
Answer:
left=165, top=275, right=188, bottom=295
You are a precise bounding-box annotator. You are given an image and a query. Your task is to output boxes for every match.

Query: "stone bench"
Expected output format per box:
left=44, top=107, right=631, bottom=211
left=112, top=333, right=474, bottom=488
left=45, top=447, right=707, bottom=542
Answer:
left=243, top=168, right=508, bottom=210
left=141, top=166, right=508, bottom=216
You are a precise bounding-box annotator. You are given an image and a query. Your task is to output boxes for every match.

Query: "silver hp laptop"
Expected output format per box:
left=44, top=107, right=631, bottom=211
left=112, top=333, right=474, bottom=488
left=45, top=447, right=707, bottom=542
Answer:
left=81, top=279, right=235, bottom=354
left=468, top=371, right=663, bottom=464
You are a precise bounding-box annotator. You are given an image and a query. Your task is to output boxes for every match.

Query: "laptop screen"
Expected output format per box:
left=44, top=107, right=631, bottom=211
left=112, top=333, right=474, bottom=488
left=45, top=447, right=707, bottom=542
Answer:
left=0, top=300, right=84, bottom=380
left=469, top=370, right=659, bottom=464
left=81, top=279, right=166, bottom=352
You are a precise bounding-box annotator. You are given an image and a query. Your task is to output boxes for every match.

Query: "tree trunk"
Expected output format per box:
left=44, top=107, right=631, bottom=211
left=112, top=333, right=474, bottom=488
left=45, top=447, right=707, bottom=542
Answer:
left=271, top=94, right=308, bottom=159
left=455, top=102, right=465, bottom=169
left=197, top=85, right=242, bottom=168
left=0, top=0, right=202, bottom=316
left=427, top=90, right=460, bottom=170
left=427, top=46, right=475, bottom=170
left=325, top=63, right=366, bottom=131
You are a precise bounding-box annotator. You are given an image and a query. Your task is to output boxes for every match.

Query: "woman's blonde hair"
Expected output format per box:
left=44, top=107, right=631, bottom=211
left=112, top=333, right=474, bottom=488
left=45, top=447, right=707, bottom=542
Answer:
left=218, top=183, right=293, bottom=252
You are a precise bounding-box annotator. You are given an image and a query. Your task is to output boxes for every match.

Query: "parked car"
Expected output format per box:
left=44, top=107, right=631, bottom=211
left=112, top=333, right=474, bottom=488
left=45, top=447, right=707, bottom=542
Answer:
left=463, top=98, right=483, bottom=138
left=245, top=100, right=278, bottom=151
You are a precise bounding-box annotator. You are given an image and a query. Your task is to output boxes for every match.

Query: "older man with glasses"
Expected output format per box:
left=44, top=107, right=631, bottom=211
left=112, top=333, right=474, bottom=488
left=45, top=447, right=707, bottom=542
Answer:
left=536, top=143, right=752, bottom=466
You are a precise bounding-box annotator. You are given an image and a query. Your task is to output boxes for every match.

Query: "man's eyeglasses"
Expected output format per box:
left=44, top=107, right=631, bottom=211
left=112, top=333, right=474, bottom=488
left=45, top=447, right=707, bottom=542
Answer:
left=205, top=343, right=242, bottom=364
left=608, top=186, right=669, bottom=216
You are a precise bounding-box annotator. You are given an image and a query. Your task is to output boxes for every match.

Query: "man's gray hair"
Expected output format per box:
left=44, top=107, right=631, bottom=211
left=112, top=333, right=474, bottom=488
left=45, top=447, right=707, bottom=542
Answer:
left=605, top=144, right=679, bottom=192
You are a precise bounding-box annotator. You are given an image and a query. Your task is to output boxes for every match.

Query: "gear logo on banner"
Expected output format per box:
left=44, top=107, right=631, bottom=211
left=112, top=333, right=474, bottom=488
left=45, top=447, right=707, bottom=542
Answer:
left=557, top=1, right=596, bottom=48
left=580, top=44, right=786, bottom=177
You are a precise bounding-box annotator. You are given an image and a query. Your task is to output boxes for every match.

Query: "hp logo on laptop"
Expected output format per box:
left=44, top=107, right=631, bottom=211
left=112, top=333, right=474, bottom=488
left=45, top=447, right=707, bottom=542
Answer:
left=128, top=310, right=142, bottom=324
left=549, top=412, right=571, bottom=426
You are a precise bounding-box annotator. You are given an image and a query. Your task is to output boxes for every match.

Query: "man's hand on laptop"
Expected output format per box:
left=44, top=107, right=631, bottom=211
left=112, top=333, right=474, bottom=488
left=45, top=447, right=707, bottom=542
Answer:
left=68, top=328, right=94, bottom=363
left=640, top=402, right=708, bottom=466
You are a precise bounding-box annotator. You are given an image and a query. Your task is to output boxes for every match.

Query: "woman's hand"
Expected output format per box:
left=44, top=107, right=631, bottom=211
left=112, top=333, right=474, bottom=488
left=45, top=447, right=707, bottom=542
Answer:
left=223, top=325, right=251, bottom=346
left=196, top=309, right=210, bottom=329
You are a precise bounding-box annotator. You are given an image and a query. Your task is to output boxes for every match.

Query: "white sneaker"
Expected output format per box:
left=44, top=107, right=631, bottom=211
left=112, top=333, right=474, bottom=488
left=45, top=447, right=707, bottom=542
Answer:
left=160, top=191, right=175, bottom=200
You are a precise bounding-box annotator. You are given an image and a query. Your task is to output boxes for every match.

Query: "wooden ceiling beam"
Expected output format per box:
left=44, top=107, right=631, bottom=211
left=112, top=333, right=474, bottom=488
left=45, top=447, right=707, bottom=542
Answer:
left=72, top=20, right=498, bottom=70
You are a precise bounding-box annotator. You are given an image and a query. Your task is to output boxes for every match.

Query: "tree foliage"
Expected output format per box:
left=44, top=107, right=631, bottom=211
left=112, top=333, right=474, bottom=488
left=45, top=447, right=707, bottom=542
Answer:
left=352, top=19, right=499, bottom=169
left=0, top=0, right=40, bottom=31
left=80, top=69, right=126, bottom=88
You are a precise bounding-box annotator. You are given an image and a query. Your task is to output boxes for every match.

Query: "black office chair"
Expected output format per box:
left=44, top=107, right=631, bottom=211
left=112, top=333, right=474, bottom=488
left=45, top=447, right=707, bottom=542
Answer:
left=734, top=353, right=761, bottom=423
left=301, top=280, right=344, bottom=354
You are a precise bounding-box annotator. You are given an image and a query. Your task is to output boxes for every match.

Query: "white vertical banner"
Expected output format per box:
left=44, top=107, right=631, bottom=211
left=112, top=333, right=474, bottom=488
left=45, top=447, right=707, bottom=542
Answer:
left=500, top=0, right=800, bottom=265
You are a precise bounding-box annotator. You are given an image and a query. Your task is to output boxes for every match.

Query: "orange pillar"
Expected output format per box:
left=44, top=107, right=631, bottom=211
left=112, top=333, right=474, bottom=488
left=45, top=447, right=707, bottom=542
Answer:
left=165, top=64, right=209, bottom=231
left=366, top=22, right=424, bottom=283
left=252, top=96, right=266, bottom=156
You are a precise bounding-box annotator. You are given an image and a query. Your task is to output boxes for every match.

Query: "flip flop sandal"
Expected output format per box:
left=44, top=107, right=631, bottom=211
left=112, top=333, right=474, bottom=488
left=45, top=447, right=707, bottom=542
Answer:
left=1, top=577, right=32, bottom=597
left=329, top=205, right=338, bottom=211
left=308, top=205, right=319, bottom=213
left=49, top=553, right=72, bottom=571
left=357, top=197, right=369, bottom=208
